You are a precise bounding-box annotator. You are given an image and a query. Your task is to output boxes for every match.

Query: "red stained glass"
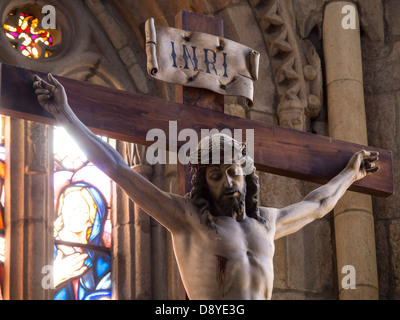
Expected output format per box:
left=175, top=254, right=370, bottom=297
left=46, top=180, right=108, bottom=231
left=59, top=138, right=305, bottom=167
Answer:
left=3, top=10, right=54, bottom=59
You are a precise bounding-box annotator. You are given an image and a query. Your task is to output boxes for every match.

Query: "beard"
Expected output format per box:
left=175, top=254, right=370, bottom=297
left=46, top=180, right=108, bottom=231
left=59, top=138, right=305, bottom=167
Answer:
left=211, top=184, right=246, bottom=220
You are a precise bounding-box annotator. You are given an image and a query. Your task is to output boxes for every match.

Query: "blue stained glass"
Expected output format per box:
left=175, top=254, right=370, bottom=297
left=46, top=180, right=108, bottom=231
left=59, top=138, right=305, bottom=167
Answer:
left=96, top=254, right=111, bottom=278
left=85, top=258, right=92, bottom=268
left=96, top=272, right=111, bottom=290
left=81, top=269, right=95, bottom=290
left=53, top=128, right=112, bottom=300
left=54, top=287, right=70, bottom=300
left=85, top=291, right=112, bottom=300
left=78, top=284, right=86, bottom=300
left=53, top=182, right=112, bottom=300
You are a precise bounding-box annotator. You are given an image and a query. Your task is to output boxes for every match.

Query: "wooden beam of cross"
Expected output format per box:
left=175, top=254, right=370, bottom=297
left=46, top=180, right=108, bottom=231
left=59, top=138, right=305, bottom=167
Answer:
left=0, top=61, right=393, bottom=198
left=0, top=12, right=394, bottom=198
left=173, top=11, right=225, bottom=300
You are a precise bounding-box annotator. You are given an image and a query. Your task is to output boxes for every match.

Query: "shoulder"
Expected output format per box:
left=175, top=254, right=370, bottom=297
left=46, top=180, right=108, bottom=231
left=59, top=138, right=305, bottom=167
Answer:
left=168, top=194, right=207, bottom=232
left=258, top=206, right=279, bottom=233
left=173, top=194, right=200, bottom=216
left=259, top=206, right=279, bottom=220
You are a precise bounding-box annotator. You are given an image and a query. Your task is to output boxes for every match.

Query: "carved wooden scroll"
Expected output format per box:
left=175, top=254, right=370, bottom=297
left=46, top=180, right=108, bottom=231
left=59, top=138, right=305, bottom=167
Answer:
left=145, top=18, right=260, bottom=105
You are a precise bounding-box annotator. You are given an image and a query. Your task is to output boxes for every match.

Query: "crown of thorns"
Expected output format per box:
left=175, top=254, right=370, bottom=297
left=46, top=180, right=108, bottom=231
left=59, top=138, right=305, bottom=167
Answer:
left=188, top=134, right=253, bottom=174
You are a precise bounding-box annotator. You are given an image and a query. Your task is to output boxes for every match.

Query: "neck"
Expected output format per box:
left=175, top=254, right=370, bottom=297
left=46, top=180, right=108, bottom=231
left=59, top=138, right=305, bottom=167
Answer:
left=212, top=200, right=246, bottom=222
left=233, top=209, right=246, bottom=222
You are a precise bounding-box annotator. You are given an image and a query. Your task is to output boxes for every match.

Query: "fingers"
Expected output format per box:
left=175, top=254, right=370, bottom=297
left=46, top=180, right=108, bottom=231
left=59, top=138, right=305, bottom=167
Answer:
left=367, top=154, right=379, bottom=160
left=358, top=150, right=379, bottom=163
left=70, top=265, right=88, bottom=278
left=48, top=73, right=61, bottom=86
left=35, top=87, right=52, bottom=104
left=366, top=166, right=380, bottom=174
left=33, top=74, right=54, bottom=91
left=366, top=152, right=379, bottom=162
left=69, top=253, right=88, bottom=269
left=363, top=159, right=378, bottom=169
left=359, top=150, right=379, bottom=158
left=359, top=150, right=380, bottom=175
left=363, top=155, right=379, bottom=166
left=35, top=88, right=50, bottom=95
left=38, top=95, right=51, bottom=104
left=363, top=159, right=374, bottom=168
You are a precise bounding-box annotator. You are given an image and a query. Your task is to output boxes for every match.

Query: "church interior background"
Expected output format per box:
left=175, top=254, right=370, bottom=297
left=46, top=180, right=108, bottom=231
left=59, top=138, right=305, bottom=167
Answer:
left=0, top=0, right=399, bottom=300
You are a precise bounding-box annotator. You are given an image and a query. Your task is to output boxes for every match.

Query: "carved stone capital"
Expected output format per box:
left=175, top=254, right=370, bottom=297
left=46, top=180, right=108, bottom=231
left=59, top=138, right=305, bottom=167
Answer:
left=251, top=0, right=323, bottom=131
left=25, top=121, right=49, bottom=174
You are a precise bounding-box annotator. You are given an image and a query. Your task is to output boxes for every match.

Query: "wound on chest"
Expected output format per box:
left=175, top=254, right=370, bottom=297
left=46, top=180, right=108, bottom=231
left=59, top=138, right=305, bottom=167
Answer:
left=216, top=255, right=228, bottom=287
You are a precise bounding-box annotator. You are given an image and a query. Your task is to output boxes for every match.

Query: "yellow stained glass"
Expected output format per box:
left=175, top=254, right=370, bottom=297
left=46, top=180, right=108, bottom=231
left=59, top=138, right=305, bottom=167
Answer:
left=53, top=127, right=112, bottom=300
left=3, top=11, right=54, bottom=59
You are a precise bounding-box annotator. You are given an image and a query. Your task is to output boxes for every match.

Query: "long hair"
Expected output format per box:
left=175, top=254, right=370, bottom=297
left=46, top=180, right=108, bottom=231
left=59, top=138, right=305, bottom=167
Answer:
left=187, top=166, right=268, bottom=230
left=187, top=133, right=268, bottom=230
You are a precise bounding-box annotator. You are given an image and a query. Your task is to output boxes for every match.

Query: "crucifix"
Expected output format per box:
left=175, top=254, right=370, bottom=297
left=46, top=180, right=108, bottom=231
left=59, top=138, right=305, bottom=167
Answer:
left=0, top=11, right=394, bottom=300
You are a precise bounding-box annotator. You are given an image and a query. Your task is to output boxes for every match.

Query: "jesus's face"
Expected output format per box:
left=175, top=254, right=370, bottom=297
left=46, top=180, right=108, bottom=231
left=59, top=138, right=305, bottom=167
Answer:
left=205, top=163, right=246, bottom=219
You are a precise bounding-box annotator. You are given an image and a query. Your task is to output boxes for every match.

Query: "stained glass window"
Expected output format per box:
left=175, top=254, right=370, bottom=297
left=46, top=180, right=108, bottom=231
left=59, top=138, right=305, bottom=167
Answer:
left=53, top=127, right=112, bottom=300
left=3, top=9, right=54, bottom=59
left=0, top=116, right=6, bottom=300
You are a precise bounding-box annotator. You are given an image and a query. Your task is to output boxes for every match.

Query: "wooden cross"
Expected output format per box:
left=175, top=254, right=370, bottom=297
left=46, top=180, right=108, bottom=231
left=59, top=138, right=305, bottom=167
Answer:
left=0, top=11, right=394, bottom=200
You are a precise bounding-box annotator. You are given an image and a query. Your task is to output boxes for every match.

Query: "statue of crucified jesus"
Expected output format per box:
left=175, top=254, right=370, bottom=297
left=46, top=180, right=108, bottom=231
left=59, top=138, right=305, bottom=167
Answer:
left=33, top=74, right=379, bottom=300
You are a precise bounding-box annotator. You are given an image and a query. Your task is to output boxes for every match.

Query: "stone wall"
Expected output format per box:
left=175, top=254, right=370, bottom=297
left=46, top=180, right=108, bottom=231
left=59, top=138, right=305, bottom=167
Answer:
left=213, top=0, right=400, bottom=300
left=214, top=0, right=337, bottom=300
left=70, top=0, right=400, bottom=300
left=0, top=0, right=399, bottom=300
left=363, top=0, right=400, bottom=300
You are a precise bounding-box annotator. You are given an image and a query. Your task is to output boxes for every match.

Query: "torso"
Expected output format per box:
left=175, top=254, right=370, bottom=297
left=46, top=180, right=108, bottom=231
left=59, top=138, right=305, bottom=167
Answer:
left=171, top=204, right=277, bottom=300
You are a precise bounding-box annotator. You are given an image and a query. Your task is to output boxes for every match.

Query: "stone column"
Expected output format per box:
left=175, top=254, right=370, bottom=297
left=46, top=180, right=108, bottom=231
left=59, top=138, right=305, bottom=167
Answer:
left=323, top=2, right=379, bottom=299
left=150, top=162, right=169, bottom=300
left=131, top=164, right=153, bottom=299
left=112, top=142, right=160, bottom=300
left=111, top=140, right=135, bottom=300
left=3, top=118, right=53, bottom=300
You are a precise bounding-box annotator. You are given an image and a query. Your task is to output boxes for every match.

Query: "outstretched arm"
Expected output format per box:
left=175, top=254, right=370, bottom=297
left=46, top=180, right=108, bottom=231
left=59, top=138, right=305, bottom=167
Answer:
left=33, top=74, right=186, bottom=232
left=274, top=150, right=379, bottom=240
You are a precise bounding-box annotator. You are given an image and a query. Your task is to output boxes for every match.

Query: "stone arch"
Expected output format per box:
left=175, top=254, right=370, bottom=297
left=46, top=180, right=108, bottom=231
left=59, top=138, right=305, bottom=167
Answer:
left=0, top=0, right=141, bottom=92
left=0, top=0, right=75, bottom=68
left=0, top=0, right=161, bottom=300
